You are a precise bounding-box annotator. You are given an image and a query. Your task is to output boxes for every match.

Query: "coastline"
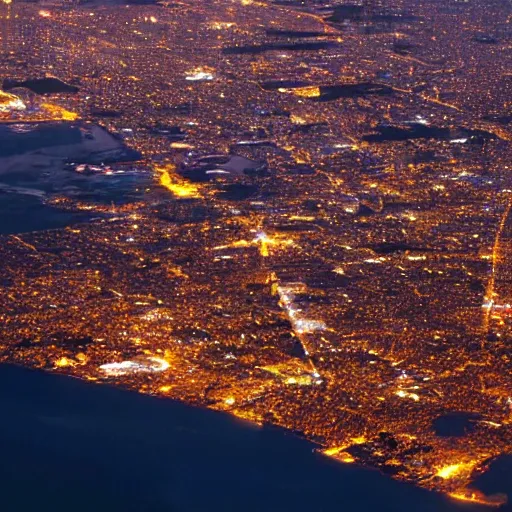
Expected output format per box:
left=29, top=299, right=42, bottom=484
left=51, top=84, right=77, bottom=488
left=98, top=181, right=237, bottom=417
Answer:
left=0, top=363, right=496, bottom=512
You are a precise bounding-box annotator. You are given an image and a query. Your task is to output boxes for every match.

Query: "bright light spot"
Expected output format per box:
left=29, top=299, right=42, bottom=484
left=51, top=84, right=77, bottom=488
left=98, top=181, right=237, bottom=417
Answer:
left=436, top=463, right=474, bottom=480
left=290, top=114, right=308, bottom=125
left=395, top=390, right=420, bottom=401
left=340, top=453, right=355, bottom=463
left=276, top=282, right=326, bottom=339
left=171, top=142, right=194, bottom=149
left=0, top=91, right=26, bottom=112
left=155, top=163, right=201, bottom=198
left=279, top=86, right=321, bottom=98
left=185, top=67, right=215, bottom=81
left=100, top=357, right=170, bottom=377
left=284, top=375, right=315, bottom=385
left=225, top=397, right=236, bottom=405
left=209, top=21, right=235, bottom=29
left=479, top=420, right=502, bottom=428
left=252, top=231, right=294, bottom=257
left=295, top=318, right=326, bottom=334
left=41, top=103, right=78, bottom=121
left=482, top=299, right=494, bottom=310
left=448, top=491, right=507, bottom=507
left=289, top=215, right=315, bottom=221
left=39, top=9, right=51, bottom=17
left=324, top=446, right=345, bottom=456
left=323, top=447, right=355, bottom=463
left=415, top=115, right=428, bottom=125
left=55, top=357, right=73, bottom=368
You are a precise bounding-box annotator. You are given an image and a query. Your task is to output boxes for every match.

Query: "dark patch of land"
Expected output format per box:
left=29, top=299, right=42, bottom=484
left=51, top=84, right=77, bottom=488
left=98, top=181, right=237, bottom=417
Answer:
left=473, top=34, right=499, bottom=44
left=3, top=77, right=79, bottom=95
left=217, top=183, right=259, bottom=200
left=363, top=123, right=497, bottom=143
left=90, top=106, right=123, bottom=118
left=265, top=29, right=329, bottom=38
left=222, top=41, right=340, bottom=54
left=146, top=124, right=186, bottom=139
left=180, top=155, right=266, bottom=182
left=483, top=115, right=512, bottom=125
left=369, top=242, right=436, bottom=255
left=393, top=40, right=418, bottom=55
left=311, top=83, right=395, bottom=101
left=326, top=6, right=418, bottom=24
left=290, top=122, right=329, bottom=134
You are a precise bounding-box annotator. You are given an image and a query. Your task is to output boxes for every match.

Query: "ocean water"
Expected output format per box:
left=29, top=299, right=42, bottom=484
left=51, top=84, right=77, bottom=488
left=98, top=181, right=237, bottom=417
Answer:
left=0, top=364, right=496, bottom=512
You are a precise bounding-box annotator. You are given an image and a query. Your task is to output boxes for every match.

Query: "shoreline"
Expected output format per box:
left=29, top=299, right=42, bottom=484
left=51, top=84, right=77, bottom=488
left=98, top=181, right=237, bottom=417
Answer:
left=0, top=362, right=497, bottom=512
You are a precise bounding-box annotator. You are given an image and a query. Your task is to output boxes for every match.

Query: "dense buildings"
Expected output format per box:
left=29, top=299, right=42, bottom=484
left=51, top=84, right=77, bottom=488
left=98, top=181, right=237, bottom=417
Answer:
left=0, top=0, right=511, bottom=507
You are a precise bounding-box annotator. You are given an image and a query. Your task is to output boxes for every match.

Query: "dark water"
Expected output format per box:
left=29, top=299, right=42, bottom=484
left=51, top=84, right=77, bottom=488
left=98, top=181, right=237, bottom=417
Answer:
left=0, top=123, right=82, bottom=157
left=433, top=412, right=482, bottom=437
left=0, top=194, right=90, bottom=235
left=0, top=121, right=148, bottom=234
left=0, top=122, right=141, bottom=163
left=0, top=364, right=497, bottom=512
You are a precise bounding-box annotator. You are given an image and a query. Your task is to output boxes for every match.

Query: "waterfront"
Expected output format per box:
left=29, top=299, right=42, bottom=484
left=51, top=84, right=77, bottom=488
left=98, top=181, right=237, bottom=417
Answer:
left=0, top=363, right=500, bottom=512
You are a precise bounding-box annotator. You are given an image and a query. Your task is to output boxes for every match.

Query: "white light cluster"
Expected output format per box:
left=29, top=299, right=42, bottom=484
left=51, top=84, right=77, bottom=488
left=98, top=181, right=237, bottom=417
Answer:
left=277, top=283, right=326, bottom=335
left=99, top=357, right=169, bottom=377
left=0, top=92, right=26, bottom=112
left=185, top=71, right=214, bottom=81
